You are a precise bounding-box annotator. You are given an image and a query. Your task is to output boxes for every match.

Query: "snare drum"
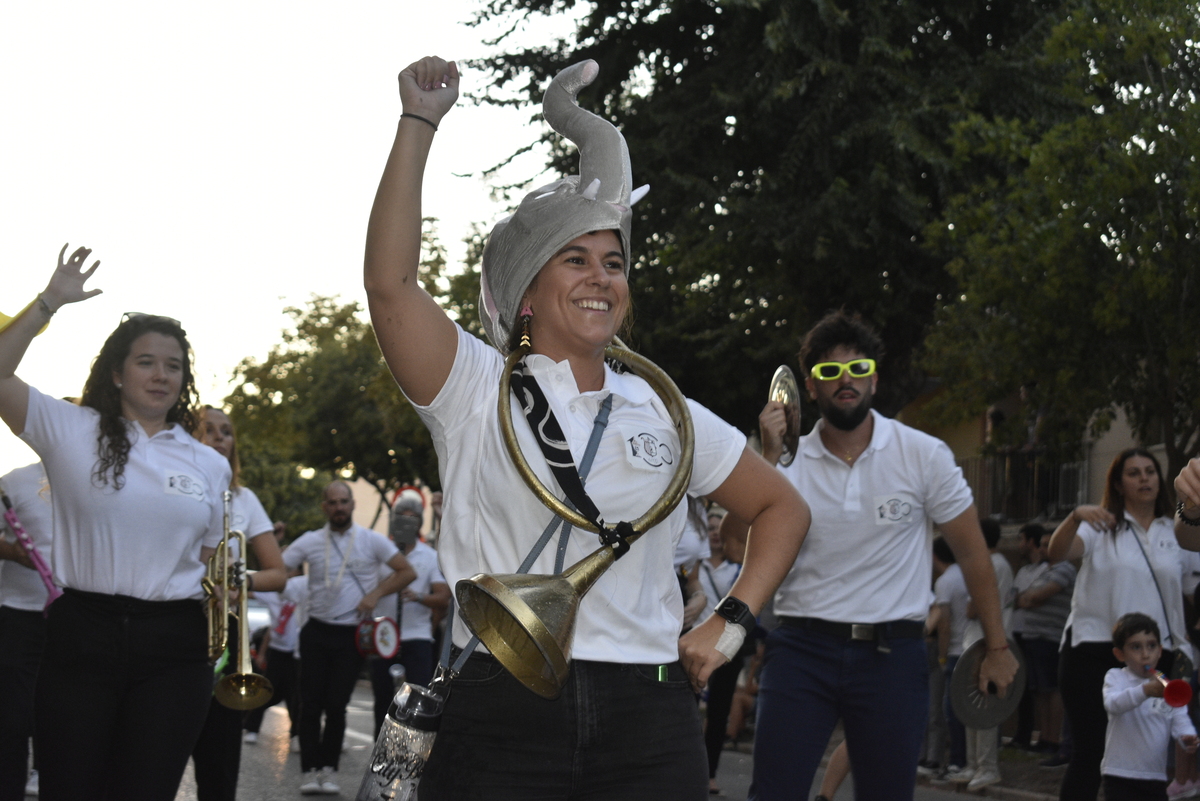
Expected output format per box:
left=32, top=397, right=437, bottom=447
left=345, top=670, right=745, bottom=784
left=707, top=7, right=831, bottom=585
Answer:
left=356, top=616, right=400, bottom=659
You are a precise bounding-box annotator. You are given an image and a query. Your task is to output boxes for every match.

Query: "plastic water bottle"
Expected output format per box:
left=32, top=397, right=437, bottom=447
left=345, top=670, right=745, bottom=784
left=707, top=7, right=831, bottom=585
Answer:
left=354, top=681, right=444, bottom=801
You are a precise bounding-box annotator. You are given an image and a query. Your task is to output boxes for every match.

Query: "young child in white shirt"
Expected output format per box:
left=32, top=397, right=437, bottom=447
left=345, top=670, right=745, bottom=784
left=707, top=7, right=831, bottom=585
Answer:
left=1102, top=613, right=1198, bottom=800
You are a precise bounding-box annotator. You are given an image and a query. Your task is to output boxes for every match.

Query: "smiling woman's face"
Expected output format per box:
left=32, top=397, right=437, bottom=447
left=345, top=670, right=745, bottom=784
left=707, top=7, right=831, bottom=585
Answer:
left=523, top=229, right=628, bottom=359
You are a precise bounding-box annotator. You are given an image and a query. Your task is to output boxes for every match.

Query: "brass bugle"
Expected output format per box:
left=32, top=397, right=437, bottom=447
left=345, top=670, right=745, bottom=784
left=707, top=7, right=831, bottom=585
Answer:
left=205, top=491, right=274, bottom=710
left=456, top=340, right=694, bottom=699
left=767, top=365, right=801, bottom=467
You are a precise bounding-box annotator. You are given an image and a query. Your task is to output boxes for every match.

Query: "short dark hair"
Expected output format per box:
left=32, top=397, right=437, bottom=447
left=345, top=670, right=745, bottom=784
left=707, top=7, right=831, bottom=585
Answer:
left=1112, top=612, right=1160, bottom=649
left=1019, top=522, right=1047, bottom=547
left=932, top=536, right=955, bottom=565
left=979, top=517, right=1002, bottom=549
left=798, top=310, right=885, bottom=373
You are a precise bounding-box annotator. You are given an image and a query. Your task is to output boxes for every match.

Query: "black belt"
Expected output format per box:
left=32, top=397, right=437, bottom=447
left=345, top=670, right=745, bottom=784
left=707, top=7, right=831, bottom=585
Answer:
left=779, top=616, right=924, bottom=654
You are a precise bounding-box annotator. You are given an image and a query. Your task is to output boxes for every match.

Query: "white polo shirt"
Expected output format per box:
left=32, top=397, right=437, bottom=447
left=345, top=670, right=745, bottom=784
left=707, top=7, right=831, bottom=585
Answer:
left=1102, top=665, right=1197, bottom=781
left=373, top=540, right=446, bottom=642
left=934, top=563, right=970, bottom=658
left=284, top=522, right=399, bottom=626
left=257, top=574, right=308, bottom=655
left=774, top=410, right=974, bottom=623
left=20, top=387, right=230, bottom=601
left=412, top=325, right=746, bottom=665
left=0, top=462, right=54, bottom=611
left=1064, top=515, right=1190, bottom=655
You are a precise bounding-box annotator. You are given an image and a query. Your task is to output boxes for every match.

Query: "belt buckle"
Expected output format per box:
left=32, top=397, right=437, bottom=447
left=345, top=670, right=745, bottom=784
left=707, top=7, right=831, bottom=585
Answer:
left=850, top=623, right=875, bottom=641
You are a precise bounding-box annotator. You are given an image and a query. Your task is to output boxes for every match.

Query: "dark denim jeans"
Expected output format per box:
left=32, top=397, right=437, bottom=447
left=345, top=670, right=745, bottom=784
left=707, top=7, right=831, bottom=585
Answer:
left=298, top=619, right=364, bottom=772
left=34, top=589, right=212, bottom=801
left=419, top=654, right=708, bottom=800
left=750, top=623, right=928, bottom=801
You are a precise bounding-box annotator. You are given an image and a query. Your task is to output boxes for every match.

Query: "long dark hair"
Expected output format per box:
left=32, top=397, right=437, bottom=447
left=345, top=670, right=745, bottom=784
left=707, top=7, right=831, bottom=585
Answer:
left=79, top=315, right=198, bottom=488
left=1101, top=447, right=1169, bottom=531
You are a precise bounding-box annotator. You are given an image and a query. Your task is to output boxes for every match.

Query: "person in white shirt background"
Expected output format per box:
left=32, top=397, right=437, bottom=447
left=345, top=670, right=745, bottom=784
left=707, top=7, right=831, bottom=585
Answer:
left=0, top=461, right=52, bottom=800
left=1049, top=448, right=1189, bottom=801
left=282, top=481, right=414, bottom=795
left=0, top=246, right=235, bottom=800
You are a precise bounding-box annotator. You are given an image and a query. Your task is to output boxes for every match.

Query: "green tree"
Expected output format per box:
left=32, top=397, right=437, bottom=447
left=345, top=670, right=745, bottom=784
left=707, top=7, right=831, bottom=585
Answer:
left=466, top=0, right=1074, bottom=431
left=922, top=0, right=1200, bottom=481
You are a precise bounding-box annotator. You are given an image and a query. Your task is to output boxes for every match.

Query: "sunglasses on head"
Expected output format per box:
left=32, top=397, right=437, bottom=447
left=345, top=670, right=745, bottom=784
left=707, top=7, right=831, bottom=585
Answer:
left=810, top=359, right=876, bottom=381
left=121, top=312, right=182, bottom=328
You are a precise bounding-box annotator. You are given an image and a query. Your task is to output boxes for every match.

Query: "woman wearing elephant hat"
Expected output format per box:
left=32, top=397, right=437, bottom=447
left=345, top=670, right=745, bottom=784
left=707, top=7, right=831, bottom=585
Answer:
left=364, top=55, right=809, bottom=798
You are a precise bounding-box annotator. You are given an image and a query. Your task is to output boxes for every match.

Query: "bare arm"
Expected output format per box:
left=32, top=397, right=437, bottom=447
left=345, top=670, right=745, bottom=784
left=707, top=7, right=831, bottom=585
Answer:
left=939, top=506, right=1019, bottom=694
left=248, top=529, right=287, bottom=592
left=356, top=551, right=417, bottom=617
left=1047, top=505, right=1112, bottom=563
left=1017, top=580, right=1065, bottom=609
left=364, top=57, right=461, bottom=407
left=679, top=447, right=809, bottom=688
left=1174, top=458, right=1200, bottom=550
left=0, top=245, right=101, bottom=434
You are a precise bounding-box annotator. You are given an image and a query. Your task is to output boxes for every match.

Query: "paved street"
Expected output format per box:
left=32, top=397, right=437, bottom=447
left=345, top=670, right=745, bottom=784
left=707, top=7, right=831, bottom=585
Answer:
left=171, top=681, right=969, bottom=800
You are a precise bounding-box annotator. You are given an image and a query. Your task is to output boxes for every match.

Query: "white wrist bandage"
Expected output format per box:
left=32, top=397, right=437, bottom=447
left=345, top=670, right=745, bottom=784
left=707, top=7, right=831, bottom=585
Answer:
left=715, top=620, right=746, bottom=662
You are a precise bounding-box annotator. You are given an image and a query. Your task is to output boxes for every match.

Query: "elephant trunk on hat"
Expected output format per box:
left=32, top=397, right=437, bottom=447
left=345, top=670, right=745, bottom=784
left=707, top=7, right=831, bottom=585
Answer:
left=479, top=59, right=649, bottom=352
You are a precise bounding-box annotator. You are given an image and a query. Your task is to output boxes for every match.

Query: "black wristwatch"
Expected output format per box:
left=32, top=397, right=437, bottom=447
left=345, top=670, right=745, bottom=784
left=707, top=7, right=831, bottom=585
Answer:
left=714, top=596, right=755, bottom=636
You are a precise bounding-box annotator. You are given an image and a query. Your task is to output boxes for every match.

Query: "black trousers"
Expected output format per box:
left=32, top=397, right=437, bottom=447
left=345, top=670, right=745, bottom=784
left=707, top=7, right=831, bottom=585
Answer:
left=1059, top=638, right=1122, bottom=801
left=35, top=589, right=212, bottom=801
left=704, top=654, right=744, bottom=779
left=243, top=647, right=300, bottom=737
left=0, top=605, right=45, bottom=801
left=1103, top=774, right=1168, bottom=801
left=370, top=639, right=436, bottom=735
left=192, top=617, right=241, bottom=801
left=298, top=619, right=364, bottom=772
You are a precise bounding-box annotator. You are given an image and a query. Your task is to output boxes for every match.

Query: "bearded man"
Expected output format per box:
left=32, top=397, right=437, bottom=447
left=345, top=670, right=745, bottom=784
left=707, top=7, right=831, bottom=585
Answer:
left=725, top=310, right=1017, bottom=800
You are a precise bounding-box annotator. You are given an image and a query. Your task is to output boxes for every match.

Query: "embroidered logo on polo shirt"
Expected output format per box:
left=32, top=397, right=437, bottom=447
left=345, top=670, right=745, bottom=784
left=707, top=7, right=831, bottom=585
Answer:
left=875, top=495, right=912, bottom=525
left=165, top=472, right=206, bottom=500
left=620, top=425, right=675, bottom=471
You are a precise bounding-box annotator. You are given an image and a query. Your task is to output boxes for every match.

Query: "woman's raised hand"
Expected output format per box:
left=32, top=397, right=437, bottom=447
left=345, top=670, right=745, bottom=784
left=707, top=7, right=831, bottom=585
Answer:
left=398, top=56, right=459, bottom=126
left=1072, top=504, right=1116, bottom=531
left=1176, top=458, right=1200, bottom=512
left=42, top=244, right=102, bottom=310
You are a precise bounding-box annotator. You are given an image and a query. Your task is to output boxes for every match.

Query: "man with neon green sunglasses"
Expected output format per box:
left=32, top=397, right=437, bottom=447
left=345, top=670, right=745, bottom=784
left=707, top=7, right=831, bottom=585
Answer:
left=725, top=310, right=1018, bottom=800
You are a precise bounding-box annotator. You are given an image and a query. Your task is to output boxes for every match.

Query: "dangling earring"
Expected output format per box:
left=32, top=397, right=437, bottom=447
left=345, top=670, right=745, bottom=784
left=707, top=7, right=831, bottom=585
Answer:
left=519, top=305, right=533, bottom=351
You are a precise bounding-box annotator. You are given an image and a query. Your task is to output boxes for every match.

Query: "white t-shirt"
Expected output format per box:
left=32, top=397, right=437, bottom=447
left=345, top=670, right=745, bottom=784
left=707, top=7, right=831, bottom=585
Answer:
left=283, top=522, right=399, bottom=626
left=1102, top=665, right=1196, bottom=781
left=673, top=501, right=712, bottom=569
left=228, top=485, right=273, bottom=562
left=0, top=462, right=54, bottom=610
left=774, top=410, right=974, bottom=623
left=20, top=387, right=230, bottom=601
left=411, top=325, right=746, bottom=665
left=963, top=551, right=1014, bottom=651
left=697, top=558, right=741, bottom=624
left=934, top=563, right=970, bottom=658
left=373, top=540, right=446, bottom=642
left=1064, top=516, right=1191, bottom=655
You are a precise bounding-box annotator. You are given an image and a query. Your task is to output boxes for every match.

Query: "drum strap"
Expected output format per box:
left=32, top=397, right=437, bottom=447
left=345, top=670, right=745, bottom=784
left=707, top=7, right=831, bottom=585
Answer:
left=443, top=391, right=614, bottom=675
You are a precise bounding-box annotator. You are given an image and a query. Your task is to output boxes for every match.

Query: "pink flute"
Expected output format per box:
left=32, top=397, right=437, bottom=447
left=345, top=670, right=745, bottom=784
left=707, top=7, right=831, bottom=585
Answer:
left=1, top=493, right=62, bottom=613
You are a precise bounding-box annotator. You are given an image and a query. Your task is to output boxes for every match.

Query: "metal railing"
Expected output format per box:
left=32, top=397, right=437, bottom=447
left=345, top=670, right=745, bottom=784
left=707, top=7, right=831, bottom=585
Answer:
left=958, top=454, right=1087, bottom=523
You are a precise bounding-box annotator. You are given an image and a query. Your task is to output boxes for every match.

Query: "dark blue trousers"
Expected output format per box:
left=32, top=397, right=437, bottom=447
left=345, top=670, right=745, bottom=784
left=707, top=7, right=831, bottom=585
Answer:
left=750, top=624, right=928, bottom=801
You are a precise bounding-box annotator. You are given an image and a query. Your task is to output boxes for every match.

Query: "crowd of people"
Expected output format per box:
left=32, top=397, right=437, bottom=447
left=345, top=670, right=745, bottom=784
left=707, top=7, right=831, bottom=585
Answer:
left=1, top=52, right=1200, bottom=801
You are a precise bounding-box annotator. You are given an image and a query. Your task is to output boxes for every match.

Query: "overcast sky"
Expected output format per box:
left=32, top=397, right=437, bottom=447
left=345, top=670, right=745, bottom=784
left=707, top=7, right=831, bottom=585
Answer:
left=0, top=1, right=571, bottom=473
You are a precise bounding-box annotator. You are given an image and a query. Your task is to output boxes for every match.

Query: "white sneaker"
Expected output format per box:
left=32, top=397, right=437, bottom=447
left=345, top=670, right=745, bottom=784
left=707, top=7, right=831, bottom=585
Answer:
left=24, top=769, right=38, bottom=797
left=299, top=769, right=323, bottom=794
left=243, top=731, right=258, bottom=745
left=318, top=767, right=340, bottom=794
left=942, top=765, right=975, bottom=783
left=967, top=769, right=1000, bottom=790
left=290, top=735, right=301, bottom=753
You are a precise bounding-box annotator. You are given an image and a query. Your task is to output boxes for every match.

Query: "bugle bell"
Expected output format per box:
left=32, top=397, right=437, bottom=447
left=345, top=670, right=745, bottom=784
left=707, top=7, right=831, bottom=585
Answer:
left=1150, top=669, right=1193, bottom=708
left=455, top=341, right=695, bottom=699
left=204, top=491, right=275, bottom=710
left=949, top=637, right=1027, bottom=729
left=767, top=365, right=801, bottom=467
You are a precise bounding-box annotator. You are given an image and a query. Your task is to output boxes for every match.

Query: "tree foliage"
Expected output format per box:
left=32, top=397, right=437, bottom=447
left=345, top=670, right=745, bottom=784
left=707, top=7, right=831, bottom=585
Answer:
left=922, top=0, right=1200, bottom=480
left=223, top=226, right=450, bottom=524
left=465, top=0, right=1075, bottom=431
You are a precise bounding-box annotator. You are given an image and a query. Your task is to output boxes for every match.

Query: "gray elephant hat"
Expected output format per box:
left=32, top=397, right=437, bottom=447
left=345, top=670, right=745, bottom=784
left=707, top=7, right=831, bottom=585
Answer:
left=479, top=60, right=649, bottom=351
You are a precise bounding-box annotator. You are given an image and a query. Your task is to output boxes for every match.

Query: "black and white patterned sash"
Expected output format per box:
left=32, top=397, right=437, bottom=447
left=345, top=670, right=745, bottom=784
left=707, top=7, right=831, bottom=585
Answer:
left=510, top=358, right=636, bottom=559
